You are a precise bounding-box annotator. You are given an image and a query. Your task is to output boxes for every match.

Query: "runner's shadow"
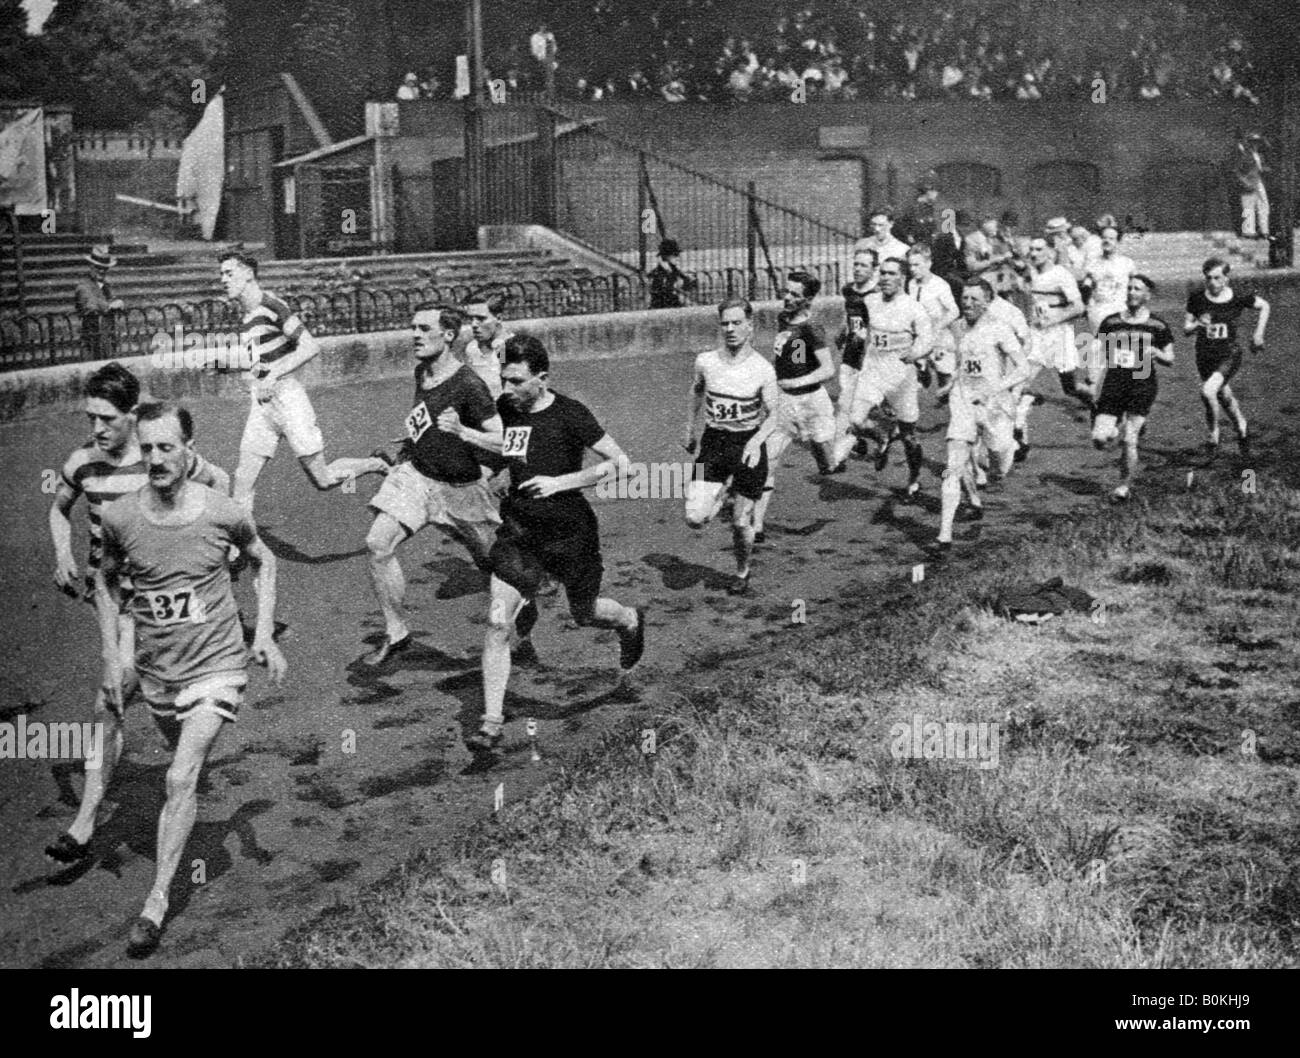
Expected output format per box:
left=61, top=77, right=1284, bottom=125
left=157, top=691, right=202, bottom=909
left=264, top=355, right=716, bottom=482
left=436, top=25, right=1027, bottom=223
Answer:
left=642, top=552, right=730, bottom=591
left=257, top=527, right=367, bottom=566
left=1038, top=472, right=1105, bottom=497
left=817, top=478, right=875, bottom=502
left=423, top=556, right=491, bottom=600
left=767, top=517, right=836, bottom=537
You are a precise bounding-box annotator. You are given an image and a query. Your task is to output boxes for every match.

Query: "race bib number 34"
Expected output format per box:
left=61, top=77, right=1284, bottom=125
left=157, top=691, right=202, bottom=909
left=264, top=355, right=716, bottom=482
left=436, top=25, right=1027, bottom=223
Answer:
left=502, top=426, right=532, bottom=458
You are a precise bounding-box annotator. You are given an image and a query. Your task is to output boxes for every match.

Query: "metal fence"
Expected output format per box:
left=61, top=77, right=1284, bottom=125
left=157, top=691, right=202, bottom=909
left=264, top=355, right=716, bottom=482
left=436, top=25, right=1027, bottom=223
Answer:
left=0, top=262, right=843, bottom=372
left=545, top=103, right=859, bottom=289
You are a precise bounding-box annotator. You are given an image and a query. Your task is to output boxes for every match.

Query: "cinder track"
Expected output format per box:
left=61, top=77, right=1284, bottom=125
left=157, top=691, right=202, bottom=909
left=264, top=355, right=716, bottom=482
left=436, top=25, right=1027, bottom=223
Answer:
left=1, top=288, right=1293, bottom=966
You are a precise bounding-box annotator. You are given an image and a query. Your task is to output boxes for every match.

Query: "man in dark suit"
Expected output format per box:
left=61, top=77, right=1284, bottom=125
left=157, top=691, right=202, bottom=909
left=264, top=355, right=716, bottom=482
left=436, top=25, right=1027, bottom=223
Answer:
left=74, top=244, right=124, bottom=360
left=931, top=209, right=972, bottom=299
left=896, top=170, right=942, bottom=247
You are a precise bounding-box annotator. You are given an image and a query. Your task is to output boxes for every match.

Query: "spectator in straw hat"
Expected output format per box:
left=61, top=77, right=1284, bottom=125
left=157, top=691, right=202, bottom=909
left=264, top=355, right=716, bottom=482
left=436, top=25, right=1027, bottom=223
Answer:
left=74, top=245, right=125, bottom=361
left=1044, top=216, right=1084, bottom=278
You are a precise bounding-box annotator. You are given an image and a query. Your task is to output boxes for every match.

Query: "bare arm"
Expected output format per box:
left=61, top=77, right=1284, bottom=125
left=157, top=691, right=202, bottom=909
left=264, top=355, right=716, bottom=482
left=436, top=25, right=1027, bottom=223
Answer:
left=743, top=377, right=781, bottom=463
left=1056, top=278, right=1085, bottom=325
left=1153, top=340, right=1175, bottom=367
left=518, top=433, right=625, bottom=498
left=685, top=367, right=706, bottom=449
left=935, top=283, right=960, bottom=332
left=1252, top=296, right=1270, bottom=344
left=991, top=336, right=1031, bottom=396
left=903, top=308, right=934, bottom=363
left=49, top=482, right=80, bottom=592
left=783, top=344, right=835, bottom=388
left=440, top=411, right=505, bottom=454
left=242, top=533, right=286, bottom=682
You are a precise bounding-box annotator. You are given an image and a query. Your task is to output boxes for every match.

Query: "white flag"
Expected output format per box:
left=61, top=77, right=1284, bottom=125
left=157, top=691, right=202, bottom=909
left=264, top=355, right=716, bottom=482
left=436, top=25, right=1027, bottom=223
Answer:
left=177, top=92, right=225, bottom=240
left=0, top=108, right=47, bottom=215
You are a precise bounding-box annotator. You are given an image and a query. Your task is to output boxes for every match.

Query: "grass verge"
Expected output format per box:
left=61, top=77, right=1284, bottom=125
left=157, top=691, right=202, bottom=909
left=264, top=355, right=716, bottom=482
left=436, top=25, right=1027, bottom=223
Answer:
left=258, top=459, right=1300, bottom=968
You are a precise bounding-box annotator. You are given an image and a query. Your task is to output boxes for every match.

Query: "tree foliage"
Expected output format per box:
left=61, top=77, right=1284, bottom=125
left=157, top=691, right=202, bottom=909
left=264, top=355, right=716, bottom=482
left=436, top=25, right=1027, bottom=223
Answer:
left=2, top=0, right=226, bottom=131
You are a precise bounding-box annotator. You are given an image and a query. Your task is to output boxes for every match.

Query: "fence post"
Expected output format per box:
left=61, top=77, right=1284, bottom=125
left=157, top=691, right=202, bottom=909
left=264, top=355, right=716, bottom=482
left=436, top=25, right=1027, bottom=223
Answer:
left=885, top=161, right=898, bottom=214
left=463, top=102, right=486, bottom=248
left=859, top=158, right=872, bottom=235
left=746, top=181, right=758, bottom=300
left=535, top=106, right=557, bottom=228
left=637, top=151, right=648, bottom=276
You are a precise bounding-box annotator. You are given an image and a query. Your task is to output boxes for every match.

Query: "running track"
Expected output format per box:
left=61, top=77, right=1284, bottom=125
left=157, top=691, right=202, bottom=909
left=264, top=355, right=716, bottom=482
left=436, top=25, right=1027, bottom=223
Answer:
left=1, top=287, right=1296, bottom=966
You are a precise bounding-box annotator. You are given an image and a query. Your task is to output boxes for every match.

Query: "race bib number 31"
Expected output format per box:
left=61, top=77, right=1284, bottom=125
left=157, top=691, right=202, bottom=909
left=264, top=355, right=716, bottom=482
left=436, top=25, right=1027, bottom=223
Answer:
left=502, top=426, right=532, bottom=458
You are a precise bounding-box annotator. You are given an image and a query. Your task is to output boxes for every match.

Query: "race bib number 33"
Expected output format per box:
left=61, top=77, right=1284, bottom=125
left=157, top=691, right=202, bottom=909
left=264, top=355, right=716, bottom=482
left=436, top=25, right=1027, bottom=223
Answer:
left=502, top=426, right=532, bottom=458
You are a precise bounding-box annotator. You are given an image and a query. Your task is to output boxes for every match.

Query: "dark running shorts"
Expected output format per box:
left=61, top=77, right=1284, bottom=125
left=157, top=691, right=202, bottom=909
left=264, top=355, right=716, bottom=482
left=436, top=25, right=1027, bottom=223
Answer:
left=489, top=502, right=603, bottom=620
left=1195, top=345, right=1242, bottom=383
left=698, top=426, right=768, bottom=500
left=1095, top=372, right=1158, bottom=419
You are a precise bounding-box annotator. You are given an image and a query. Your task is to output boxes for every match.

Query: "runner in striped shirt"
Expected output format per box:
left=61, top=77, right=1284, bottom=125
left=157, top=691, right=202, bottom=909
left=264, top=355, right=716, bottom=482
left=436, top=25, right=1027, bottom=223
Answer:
left=220, top=253, right=350, bottom=523
left=46, top=364, right=228, bottom=870
left=51, top=362, right=228, bottom=602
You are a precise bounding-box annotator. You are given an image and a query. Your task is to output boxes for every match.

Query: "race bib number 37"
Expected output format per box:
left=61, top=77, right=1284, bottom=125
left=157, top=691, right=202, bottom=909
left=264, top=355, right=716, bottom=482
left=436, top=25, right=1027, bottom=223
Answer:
left=502, top=426, right=532, bottom=458
left=144, top=589, right=205, bottom=625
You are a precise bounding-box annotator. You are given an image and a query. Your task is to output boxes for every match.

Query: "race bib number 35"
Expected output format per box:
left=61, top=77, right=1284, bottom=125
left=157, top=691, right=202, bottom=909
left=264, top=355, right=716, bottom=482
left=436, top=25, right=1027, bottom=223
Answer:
left=144, top=589, right=205, bottom=625
left=502, top=426, right=532, bottom=458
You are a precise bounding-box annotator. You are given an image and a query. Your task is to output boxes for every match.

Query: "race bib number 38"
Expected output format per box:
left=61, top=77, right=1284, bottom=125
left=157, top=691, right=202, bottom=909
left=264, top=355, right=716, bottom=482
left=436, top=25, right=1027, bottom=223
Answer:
left=502, top=426, right=532, bottom=458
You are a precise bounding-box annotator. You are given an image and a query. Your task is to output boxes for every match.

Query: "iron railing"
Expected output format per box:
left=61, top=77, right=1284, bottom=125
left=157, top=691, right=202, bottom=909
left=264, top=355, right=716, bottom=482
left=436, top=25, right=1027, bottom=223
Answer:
left=0, top=262, right=846, bottom=372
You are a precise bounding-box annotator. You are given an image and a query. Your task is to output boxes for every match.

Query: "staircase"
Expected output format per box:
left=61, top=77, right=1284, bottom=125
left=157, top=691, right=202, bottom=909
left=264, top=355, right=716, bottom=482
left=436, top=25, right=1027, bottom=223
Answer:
left=1125, top=230, right=1281, bottom=284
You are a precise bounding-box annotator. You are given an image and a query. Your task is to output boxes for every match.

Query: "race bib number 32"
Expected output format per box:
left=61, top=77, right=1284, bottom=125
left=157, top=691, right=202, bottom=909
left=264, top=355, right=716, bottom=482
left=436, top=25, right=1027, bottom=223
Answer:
left=502, top=426, right=532, bottom=458
left=405, top=404, right=432, bottom=442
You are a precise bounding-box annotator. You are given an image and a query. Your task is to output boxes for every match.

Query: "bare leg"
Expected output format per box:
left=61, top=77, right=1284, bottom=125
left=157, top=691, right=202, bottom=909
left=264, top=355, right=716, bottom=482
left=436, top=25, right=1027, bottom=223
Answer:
left=232, top=450, right=268, bottom=516
left=299, top=451, right=345, bottom=490
left=328, top=455, right=387, bottom=480
left=366, top=513, right=411, bottom=643
left=1217, top=383, right=1247, bottom=438
left=1200, top=373, right=1225, bottom=442
left=938, top=444, right=968, bottom=544
left=732, top=496, right=757, bottom=577
left=140, top=708, right=226, bottom=927
left=482, top=576, right=525, bottom=731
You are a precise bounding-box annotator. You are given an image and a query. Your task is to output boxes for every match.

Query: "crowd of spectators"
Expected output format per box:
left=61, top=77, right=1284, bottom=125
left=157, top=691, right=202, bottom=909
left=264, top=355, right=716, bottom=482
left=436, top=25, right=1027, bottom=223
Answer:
left=409, top=1, right=1265, bottom=106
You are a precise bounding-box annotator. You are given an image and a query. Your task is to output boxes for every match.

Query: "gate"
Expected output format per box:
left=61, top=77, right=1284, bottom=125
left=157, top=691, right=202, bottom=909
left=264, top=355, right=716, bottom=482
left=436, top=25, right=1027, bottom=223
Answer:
left=296, top=164, right=375, bottom=257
